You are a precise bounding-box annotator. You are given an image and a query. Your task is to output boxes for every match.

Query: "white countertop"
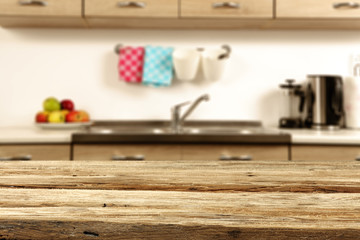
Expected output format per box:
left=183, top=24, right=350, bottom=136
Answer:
left=279, top=128, right=360, bottom=145
left=2, top=126, right=360, bottom=145
left=0, top=126, right=76, bottom=144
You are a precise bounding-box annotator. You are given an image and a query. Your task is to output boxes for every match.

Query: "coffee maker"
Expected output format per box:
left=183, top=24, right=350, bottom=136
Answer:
left=304, top=75, right=345, bottom=129
left=279, top=79, right=305, bottom=128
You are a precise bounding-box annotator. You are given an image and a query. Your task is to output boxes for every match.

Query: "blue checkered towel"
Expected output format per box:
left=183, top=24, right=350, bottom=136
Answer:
left=142, top=46, right=174, bottom=87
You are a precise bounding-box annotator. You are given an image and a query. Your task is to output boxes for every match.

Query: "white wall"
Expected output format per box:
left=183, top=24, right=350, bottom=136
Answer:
left=1, top=27, right=360, bottom=127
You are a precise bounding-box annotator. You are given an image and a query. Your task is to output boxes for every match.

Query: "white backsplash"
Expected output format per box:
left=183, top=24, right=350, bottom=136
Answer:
left=1, top=28, right=360, bottom=127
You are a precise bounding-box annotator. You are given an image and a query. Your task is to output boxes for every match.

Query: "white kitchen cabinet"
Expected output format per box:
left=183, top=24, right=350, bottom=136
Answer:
left=0, top=144, right=70, bottom=161
left=0, top=0, right=85, bottom=27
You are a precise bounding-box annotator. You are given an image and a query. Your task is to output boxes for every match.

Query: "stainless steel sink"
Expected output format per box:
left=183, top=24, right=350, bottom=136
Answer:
left=72, top=120, right=290, bottom=144
left=87, top=126, right=173, bottom=135
left=182, top=126, right=263, bottom=135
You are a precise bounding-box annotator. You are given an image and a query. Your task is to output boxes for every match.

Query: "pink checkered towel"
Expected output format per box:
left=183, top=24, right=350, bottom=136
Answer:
left=118, top=46, right=145, bottom=83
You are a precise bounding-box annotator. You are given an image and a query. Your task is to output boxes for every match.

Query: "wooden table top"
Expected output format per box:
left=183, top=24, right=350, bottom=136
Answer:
left=0, top=160, right=360, bottom=239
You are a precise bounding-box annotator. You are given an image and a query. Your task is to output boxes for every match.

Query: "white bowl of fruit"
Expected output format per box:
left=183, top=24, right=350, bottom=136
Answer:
left=35, top=97, right=92, bottom=129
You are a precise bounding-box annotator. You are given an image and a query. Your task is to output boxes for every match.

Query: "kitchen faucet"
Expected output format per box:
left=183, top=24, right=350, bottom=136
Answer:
left=171, top=94, right=210, bottom=133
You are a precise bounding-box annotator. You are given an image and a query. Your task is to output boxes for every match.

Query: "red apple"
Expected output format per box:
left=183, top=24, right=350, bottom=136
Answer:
left=66, top=111, right=80, bottom=122
left=78, top=110, right=90, bottom=122
left=60, top=99, right=74, bottom=111
left=35, top=111, right=49, bottom=123
left=66, top=110, right=90, bottom=123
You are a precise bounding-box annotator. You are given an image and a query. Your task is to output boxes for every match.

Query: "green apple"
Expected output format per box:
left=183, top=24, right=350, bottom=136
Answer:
left=48, top=111, right=65, bottom=123
left=43, top=97, right=61, bottom=112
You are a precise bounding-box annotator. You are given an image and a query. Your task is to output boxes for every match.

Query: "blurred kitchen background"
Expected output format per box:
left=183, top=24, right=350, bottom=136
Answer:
left=1, top=28, right=359, bottom=127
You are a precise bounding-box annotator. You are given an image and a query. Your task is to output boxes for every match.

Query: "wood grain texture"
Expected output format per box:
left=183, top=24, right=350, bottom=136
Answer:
left=0, top=0, right=82, bottom=17
left=292, top=145, right=360, bottom=162
left=73, top=144, right=181, bottom=161
left=1, top=220, right=359, bottom=240
left=181, top=0, right=273, bottom=18
left=0, top=16, right=86, bottom=28
left=181, top=144, right=288, bottom=161
left=84, top=17, right=360, bottom=29
left=1, top=189, right=360, bottom=229
left=277, top=0, right=360, bottom=18
left=0, top=161, right=360, bottom=192
left=0, top=144, right=70, bottom=160
left=1, top=161, right=360, bottom=239
left=85, top=0, right=178, bottom=18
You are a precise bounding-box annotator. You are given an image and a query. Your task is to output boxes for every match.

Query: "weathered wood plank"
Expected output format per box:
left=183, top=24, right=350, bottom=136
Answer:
left=1, top=220, right=359, bottom=240
left=0, top=161, right=360, bottom=239
left=0, top=161, right=359, bottom=193
left=0, top=189, right=360, bottom=229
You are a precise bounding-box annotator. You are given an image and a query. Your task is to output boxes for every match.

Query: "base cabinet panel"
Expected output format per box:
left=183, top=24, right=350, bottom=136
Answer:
left=73, top=144, right=181, bottom=161
left=0, top=144, right=70, bottom=161
left=182, top=144, right=288, bottom=161
left=292, top=145, right=360, bottom=162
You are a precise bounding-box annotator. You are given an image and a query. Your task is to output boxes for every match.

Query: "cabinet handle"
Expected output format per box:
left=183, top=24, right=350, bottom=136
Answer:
left=333, top=2, right=360, bottom=9
left=355, top=156, right=360, bottom=161
left=117, top=1, right=146, bottom=8
left=112, top=154, right=145, bottom=161
left=18, top=0, right=48, bottom=7
left=213, top=2, right=240, bottom=9
left=219, top=154, right=252, bottom=161
left=0, top=155, right=32, bottom=161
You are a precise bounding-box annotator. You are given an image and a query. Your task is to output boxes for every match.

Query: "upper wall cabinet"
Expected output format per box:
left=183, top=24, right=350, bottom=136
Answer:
left=84, top=0, right=180, bottom=28
left=0, top=0, right=84, bottom=27
left=85, top=0, right=178, bottom=18
left=277, top=0, right=360, bottom=18
left=84, top=0, right=274, bottom=28
left=181, top=0, right=273, bottom=19
left=2, top=0, right=360, bottom=29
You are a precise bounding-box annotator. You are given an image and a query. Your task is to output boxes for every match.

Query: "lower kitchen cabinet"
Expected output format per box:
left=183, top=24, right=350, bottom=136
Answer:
left=0, top=144, right=70, bottom=161
left=73, top=144, right=289, bottom=161
left=292, top=145, right=360, bottom=162
left=182, top=144, right=289, bottom=161
left=73, top=144, right=182, bottom=161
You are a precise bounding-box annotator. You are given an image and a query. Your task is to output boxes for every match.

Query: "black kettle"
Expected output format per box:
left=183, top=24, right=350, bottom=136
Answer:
left=304, top=75, right=344, bottom=129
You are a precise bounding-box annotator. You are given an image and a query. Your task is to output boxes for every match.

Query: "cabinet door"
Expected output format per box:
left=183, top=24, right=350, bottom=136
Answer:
left=277, top=0, right=360, bottom=19
left=0, top=145, right=70, bottom=161
left=0, top=0, right=82, bottom=17
left=292, top=145, right=360, bottom=162
left=181, top=0, right=273, bottom=18
left=73, top=144, right=181, bottom=161
left=85, top=0, right=178, bottom=18
left=181, top=144, right=289, bottom=161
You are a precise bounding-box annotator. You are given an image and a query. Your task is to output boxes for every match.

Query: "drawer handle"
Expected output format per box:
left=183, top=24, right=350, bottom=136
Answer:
left=117, top=1, right=146, bottom=8
left=18, top=0, right=48, bottom=7
left=0, top=155, right=32, bottom=161
left=112, top=154, right=145, bottom=161
left=355, top=156, right=360, bottom=161
left=333, top=2, right=360, bottom=9
left=213, top=2, right=240, bottom=9
left=219, top=154, right=252, bottom=161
